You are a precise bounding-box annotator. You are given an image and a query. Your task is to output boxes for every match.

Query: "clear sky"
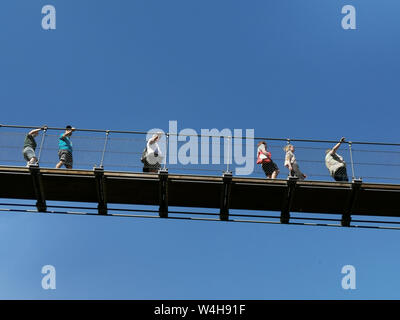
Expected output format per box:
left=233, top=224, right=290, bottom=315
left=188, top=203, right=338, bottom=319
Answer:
left=1, top=0, right=400, bottom=299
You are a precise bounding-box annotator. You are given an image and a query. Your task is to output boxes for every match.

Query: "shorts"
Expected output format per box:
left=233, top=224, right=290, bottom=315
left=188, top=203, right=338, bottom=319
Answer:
left=58, top=150, right=73, bottom=167
left=333, top=166, right=349, bottom=182
left=23, top=147, right=36, bottom=162
left=261, top=161, right=279, bottom=177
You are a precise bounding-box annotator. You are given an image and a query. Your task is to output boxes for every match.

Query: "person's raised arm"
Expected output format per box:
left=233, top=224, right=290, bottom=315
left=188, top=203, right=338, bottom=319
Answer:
left=28, top=128, right=42, bottom=136
left=148, top=136, right=156, bottom=145
left=331, top=137, right=346, bottom=154
left=148, top=133, right=162, bottom=145
left=61, top=127, right=75, bottom=139
left=29, top=125, right=48, bottom=136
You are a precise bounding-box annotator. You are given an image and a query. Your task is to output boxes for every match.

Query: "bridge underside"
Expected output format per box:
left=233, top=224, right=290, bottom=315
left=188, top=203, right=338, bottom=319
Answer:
left=1, top=166, right=400, bottom=226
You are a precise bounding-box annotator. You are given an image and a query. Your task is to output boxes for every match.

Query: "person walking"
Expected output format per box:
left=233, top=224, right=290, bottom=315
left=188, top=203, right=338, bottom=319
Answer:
left=325, top=137, right=349, bottom=182
left=284, top=144, right=306, bottom=180
left=142, top=133, right=163, bottom=173
left=257, top=141, right=279, bottom=179
left=56, top=125, right=75, bottom=169
left=22, top=126, right=47, bottom=166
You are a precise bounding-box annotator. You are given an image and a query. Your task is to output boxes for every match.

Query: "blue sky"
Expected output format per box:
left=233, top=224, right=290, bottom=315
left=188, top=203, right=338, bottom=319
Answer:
left=1, top=0, right=400, bottom=299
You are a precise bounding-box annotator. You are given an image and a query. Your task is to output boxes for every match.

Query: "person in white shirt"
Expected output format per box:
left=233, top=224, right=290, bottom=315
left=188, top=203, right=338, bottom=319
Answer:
left=142, top=133, right=163, bottom=173
left=325, top=137, right=349, bottom=182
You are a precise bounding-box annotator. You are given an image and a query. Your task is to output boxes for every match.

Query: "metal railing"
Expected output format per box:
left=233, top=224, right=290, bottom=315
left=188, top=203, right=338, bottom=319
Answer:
left=1, top=124, right=400, bottom=184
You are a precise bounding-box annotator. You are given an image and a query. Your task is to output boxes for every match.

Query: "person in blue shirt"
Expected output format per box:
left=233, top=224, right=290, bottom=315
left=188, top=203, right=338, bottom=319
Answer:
left=56, top=125, right=75, bottom=169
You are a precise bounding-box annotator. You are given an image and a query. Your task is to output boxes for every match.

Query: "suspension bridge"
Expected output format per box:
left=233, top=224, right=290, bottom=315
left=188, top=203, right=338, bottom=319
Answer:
left=1, top=124, right=400, bottom=230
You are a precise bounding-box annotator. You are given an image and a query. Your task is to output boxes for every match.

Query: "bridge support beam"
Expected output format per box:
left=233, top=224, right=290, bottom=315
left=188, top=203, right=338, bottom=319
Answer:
left=342, top=178, right=362, bottom=227
left=281, top=176, right=298, bottom=224
left=29, top=164, right=47, bottom=212
left=94, top=167, right=107, bottom=215
left=220, top=172, right=233, bottom=221
left=159, top=169, right=168, bottom=218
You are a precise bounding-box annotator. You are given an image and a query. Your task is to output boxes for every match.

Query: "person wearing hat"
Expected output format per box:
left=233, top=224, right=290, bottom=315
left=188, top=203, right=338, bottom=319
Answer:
left=56, top=125, right=75, bottom=169
left=142, top=132, right=163, bottom=173
left=22, top=125, right=47, bottom=166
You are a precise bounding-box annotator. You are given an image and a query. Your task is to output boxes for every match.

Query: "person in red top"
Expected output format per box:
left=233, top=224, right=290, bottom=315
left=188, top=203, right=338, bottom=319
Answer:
left=257, top=141, right=279, bottom=179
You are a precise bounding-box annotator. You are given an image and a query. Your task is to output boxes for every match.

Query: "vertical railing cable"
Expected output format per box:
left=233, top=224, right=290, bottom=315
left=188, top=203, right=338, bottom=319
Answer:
left=226, top=136, right=231, bottom=173
left=37, top=128, right=47, bottom=165
left=99, top=130, right=110, bottom=169
left=163, top=133, right=169, bottom=171
left=348, top=141, right=355, bottom=181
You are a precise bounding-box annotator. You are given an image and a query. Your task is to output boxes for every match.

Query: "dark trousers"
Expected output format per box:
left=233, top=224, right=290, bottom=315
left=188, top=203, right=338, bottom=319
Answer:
left=334, top=166, right=349, bottom=182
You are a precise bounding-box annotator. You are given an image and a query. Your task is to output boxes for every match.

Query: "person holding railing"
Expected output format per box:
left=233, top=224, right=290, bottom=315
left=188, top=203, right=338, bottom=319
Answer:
left=325, top=137, right=349, bottom=182
left=56, top=125, right=75, bottom=169
left=22, top=126, right=47, bottom=166
left=284, top=144, right=306, bottom=180
left=142, top=133, right=163, bottom=173
left=257, top=141, right=279, bottom=179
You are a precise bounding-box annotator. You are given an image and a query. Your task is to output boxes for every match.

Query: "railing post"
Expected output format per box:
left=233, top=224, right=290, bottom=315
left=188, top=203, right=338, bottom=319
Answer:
left=159, top=169, right=168, bottom=218
left=342, top=178, right=362, bottom=227
left=37, top=128, right=48, bottom=165
left=94, top=167, right=107, bottom=215
left=29, top=165, right=47, bottom=212
left=220, top=171, right=232, bottom=221
left=99, top=130, right=110, bottom=169
left=281, top=176, right=297, bottom=224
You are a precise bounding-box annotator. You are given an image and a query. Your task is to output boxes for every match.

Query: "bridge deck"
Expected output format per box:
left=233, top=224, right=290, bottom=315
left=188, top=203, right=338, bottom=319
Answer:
left=1, top=165, right=399, bottom=219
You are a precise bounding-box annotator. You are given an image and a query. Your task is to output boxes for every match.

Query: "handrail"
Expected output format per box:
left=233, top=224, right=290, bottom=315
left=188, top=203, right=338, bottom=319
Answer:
left=1, top=124, right=400, bottom=146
